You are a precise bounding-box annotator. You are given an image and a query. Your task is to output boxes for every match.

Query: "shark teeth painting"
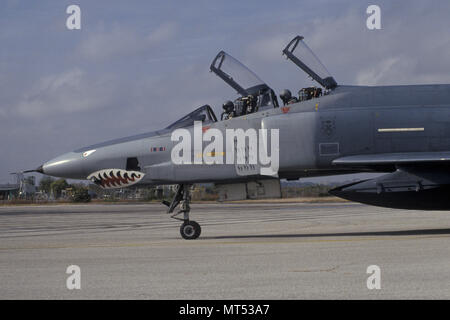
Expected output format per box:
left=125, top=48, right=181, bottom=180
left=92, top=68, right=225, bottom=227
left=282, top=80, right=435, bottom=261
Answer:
left=87, top=169, right=145, bottom=189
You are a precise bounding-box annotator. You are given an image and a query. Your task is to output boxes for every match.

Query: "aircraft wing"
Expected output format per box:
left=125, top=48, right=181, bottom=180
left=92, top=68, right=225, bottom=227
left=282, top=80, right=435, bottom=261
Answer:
left=332, top=151, right=450, bottom=166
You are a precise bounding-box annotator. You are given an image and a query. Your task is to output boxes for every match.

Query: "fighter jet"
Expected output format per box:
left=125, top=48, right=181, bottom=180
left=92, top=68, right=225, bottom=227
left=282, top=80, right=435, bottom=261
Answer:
left=26, top=36, right=450, bottom=239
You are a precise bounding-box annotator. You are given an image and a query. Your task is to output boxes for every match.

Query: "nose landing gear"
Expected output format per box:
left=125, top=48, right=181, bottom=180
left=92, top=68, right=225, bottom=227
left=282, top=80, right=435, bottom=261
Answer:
left=162, top=184, right=201, bottom=240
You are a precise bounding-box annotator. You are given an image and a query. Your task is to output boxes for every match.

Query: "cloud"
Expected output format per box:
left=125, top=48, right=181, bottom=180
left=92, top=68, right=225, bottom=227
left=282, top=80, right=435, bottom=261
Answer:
left=146, top=22, right=177, bottom=44
left=14, top=68, right=121, bottom=117
left=244, top=35, right=290, bottom=62
left=78, top=22, right=177, bottom=61
left=355, top=56, right=406, bottom=85
left=243, top=3, right=450, bottom=87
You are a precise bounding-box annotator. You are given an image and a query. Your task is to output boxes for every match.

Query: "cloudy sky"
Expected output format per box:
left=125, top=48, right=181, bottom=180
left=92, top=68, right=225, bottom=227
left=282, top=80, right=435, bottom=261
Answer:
left=1, top=0, right=450, bottom=183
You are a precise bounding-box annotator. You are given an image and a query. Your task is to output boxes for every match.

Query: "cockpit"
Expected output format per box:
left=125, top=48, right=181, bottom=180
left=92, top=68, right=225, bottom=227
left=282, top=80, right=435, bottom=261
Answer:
left=166, top=104, right=217, bottom=130
left=210, top=51, right=279, bottom=120
left=280, top=35, right=338, bottom=106
left=165, top=36, right=338, bottom=129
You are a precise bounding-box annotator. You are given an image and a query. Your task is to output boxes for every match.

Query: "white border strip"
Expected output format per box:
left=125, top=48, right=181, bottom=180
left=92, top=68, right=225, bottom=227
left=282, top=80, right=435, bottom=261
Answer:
left=378, top=127, right=424, bottom=132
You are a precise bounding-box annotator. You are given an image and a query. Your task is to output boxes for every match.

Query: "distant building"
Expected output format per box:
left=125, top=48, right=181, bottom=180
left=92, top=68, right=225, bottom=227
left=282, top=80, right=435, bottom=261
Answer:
left=0, top=173, right=36, bottom=200
left=0, top=184, right=19, bottom=200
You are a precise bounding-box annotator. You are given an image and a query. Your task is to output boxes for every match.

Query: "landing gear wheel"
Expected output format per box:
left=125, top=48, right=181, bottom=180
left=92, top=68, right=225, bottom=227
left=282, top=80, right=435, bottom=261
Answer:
left=163, top=184, right=202, bottom=240
left=180, top=221, right=201, bottom=240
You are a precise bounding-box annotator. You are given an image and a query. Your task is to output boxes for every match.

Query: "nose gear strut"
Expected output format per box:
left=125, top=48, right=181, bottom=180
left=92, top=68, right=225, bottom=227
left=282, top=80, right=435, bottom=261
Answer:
left=162, top=184, right=201, bottom=240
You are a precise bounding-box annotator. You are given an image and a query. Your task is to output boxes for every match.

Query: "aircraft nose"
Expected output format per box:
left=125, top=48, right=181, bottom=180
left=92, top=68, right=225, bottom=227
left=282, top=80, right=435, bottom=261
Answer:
left=42, top=152, right=86, bottom=179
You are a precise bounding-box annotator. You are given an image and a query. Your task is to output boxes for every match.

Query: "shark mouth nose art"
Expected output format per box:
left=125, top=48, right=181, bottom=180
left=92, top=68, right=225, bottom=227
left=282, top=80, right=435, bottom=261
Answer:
left=87, top=169, right=145, bottom=189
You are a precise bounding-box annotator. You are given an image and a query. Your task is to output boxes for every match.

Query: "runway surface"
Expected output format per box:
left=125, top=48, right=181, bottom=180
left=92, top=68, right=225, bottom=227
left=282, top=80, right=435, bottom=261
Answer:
left=1, top=201, right=450, bottom=299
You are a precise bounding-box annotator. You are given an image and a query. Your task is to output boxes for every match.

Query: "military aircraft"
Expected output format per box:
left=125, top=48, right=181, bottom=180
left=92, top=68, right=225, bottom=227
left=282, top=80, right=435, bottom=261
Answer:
left=26, top=35, right=450, bottom=239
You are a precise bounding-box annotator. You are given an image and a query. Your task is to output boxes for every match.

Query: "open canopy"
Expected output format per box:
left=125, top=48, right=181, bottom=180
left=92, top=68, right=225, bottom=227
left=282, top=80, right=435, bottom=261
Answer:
left=210, top=51, right=271, bottom=96
left=282, top=36, right=337, bottom=89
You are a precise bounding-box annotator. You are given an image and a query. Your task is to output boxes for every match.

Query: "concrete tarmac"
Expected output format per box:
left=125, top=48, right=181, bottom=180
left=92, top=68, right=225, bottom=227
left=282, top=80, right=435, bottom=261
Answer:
left=1, top=202, right=450, bottom=299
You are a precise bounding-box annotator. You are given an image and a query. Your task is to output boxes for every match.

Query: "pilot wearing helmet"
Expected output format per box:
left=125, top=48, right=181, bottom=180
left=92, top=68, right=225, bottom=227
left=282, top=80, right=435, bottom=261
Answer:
left=279, top=89, right=298, bottom=105
left=221, top=95, right=258, bottom=120
left=221, top=100, right=235, bottom=120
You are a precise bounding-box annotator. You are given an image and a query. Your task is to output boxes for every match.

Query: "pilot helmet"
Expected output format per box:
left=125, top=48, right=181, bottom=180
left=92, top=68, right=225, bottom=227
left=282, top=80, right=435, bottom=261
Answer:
left=222, top=100, right=234, bottom=112
left=279, top=89, right=292, bottom=103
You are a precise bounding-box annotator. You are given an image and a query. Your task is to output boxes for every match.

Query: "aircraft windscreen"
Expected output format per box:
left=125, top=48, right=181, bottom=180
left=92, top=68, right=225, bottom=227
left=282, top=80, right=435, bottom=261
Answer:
left=210, top=51, right=266, bottom=95
left=166, top=105, right=217, bottom=130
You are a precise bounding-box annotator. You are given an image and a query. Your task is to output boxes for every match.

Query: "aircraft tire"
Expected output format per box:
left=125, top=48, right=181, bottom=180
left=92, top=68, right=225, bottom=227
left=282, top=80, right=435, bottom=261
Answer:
left=180, top=220, right=201, bottom=240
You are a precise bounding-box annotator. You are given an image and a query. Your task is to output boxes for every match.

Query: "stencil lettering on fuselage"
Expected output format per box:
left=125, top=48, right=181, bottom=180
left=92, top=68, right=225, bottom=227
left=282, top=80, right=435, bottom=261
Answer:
left=235, top=142, right=260, bottom=175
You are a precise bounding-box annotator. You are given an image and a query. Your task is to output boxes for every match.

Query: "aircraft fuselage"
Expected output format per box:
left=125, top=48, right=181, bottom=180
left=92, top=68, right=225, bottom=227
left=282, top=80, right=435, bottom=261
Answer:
left=40, top=84, right=450, bottom=188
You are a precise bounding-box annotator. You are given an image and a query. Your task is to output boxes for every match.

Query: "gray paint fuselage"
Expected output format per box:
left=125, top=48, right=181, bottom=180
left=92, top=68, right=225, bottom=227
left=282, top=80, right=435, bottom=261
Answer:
left=41, top=84, right=450, bottom=185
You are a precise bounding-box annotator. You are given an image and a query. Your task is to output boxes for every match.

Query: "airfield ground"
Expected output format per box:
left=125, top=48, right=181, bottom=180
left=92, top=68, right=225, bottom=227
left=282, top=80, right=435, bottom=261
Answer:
left=1, top=202, right=450, bottom=299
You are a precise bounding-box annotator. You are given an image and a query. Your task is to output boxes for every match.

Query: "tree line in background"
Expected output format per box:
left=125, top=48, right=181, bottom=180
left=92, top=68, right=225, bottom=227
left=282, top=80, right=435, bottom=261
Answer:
left=39, top=177, right=91, bottom=202
left=37, top=177, right=173, bottom=203
left=19, top=177, right=334, bottom=204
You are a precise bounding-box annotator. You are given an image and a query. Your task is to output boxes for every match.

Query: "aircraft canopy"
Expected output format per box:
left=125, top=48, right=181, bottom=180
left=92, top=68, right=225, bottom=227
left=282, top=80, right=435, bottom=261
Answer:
left=210, top=51, right=271, bottom=96
left=282, top=36, right=337, bottom=89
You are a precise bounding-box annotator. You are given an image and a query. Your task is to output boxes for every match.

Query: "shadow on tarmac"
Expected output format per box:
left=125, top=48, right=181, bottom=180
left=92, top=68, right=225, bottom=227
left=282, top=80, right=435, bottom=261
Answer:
left=202, top=228, right=450, bottom=240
